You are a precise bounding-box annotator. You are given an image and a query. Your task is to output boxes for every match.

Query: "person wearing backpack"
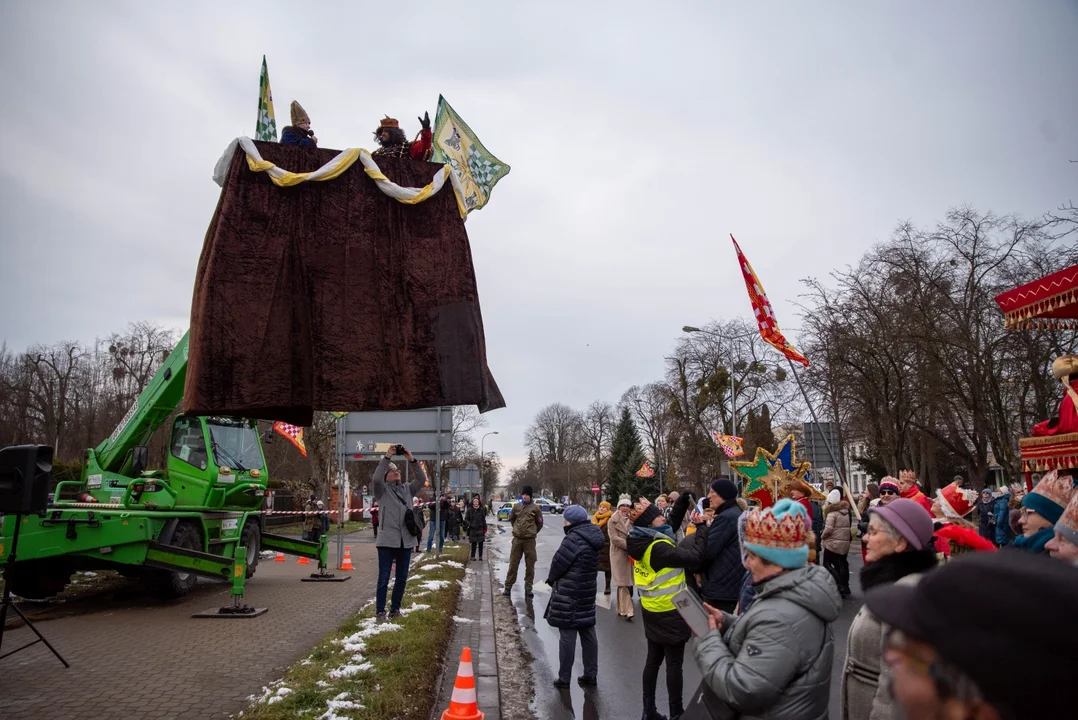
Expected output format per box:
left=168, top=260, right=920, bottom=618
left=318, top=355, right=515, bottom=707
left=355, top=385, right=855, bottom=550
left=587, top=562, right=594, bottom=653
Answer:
left=371, top=444, right=427, bottom=622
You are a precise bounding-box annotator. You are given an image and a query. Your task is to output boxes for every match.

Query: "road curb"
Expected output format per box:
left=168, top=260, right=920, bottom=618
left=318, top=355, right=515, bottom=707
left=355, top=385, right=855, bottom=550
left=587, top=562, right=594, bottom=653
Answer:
left=432, top=552, right=502, bottom=720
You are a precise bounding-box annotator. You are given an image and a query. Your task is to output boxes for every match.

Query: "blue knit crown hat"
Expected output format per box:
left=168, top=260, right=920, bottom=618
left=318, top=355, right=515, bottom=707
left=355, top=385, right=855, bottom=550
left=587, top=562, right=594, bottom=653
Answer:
left=742, top=498, right=810, bottom=569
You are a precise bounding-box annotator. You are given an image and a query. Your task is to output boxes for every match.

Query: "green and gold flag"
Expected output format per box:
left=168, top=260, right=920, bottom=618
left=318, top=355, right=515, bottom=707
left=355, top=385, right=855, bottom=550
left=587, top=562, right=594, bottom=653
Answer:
left=432, top=95, right=509, bottom=212
left=255, top=56, right=277, bottom=142
left=329, top=411, right=349, bottom=419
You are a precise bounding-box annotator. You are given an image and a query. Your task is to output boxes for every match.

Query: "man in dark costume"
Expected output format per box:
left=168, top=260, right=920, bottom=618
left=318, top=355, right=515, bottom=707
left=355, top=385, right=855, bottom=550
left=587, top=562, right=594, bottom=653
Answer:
left=280, top=100, right=318, bottom=147
left=373, top=112, right=432, bottom=160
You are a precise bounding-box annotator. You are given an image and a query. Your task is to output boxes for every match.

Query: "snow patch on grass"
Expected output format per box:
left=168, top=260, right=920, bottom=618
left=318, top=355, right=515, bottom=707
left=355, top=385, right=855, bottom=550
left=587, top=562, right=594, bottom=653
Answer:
left=317, top=695, right=366, bottom=720
left=417, top=580, right=450, bottom=592
left=328, top=661, right=373, bottom=679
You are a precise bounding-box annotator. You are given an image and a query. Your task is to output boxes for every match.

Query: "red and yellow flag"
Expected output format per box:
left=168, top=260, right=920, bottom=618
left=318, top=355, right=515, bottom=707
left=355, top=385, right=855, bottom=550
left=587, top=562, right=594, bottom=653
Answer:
left=273, top=421, right=307, bottom=457
left=635, top=461, right=656, bottom=478
left=731, top=235, right=808, bottom=366
left=712, top=432, right=745, bottom=459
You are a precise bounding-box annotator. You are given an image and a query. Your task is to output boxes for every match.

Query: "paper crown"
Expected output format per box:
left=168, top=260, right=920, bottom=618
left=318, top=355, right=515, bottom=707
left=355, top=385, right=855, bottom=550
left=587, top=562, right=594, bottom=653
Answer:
left=378, top=115, right=400, bottom=129
left=937, top=482, right=978, bottom=519
left=290, top=100, right=309, bottom=126
left=1029, top=470, right=1076, bottom=511
left=899, top=469, right=917, bottom=484
left=744, top=505, right=808, bottom=550
left=1056, top=489, right=1078, bottom=543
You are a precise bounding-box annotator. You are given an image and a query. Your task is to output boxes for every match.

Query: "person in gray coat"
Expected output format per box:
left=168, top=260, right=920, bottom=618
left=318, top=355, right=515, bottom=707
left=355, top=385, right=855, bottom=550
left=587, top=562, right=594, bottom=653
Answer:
left=694, top=499, right=841, bottom=720
left=372, top=444, right=427, bottom=621
left=840, top=499, right=936, bottom=720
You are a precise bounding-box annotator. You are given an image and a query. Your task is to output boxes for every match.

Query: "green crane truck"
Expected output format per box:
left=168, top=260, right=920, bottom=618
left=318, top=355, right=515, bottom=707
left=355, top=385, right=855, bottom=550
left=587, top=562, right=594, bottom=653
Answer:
left=0, top=331, right=329, bottom=603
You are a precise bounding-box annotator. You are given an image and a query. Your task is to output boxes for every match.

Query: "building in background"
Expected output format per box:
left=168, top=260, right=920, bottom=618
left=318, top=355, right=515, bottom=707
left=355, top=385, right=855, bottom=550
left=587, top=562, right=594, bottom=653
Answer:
left=843, top=438, right=870, bottom=494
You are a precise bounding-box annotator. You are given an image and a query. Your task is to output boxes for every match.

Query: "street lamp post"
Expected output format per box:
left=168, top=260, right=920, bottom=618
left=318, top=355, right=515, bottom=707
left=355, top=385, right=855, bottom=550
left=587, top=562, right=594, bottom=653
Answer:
left=480, top=431, right=498, bottom=501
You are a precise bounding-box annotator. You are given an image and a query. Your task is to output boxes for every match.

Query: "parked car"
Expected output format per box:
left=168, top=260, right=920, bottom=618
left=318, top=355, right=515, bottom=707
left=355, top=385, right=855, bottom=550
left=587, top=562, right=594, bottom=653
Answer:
left=534, top=497, right=564, bottom=514
left=496, top=502, right=514, bottom=522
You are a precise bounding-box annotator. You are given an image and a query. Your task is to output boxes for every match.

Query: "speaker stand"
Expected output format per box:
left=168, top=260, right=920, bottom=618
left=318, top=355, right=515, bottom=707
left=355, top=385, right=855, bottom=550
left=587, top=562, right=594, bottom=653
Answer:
left=0, top=513, right=69, bottom=667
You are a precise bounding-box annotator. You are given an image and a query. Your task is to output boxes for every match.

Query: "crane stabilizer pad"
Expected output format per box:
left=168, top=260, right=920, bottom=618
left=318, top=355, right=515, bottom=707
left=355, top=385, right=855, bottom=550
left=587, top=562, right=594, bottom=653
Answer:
left=301, top=572, right=351, bottom=583
left=192, top=605, right=268, bottom=619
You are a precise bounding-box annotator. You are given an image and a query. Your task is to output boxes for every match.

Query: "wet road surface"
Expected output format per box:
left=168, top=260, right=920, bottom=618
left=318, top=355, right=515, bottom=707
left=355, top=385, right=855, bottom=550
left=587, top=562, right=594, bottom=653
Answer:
left=490, top=517, right=864, bottom=720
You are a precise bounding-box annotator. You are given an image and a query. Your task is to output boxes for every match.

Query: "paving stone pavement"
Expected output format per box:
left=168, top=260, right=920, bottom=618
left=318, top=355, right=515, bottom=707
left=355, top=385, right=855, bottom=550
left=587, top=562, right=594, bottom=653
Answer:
left=434, top=555, right=500, bottom=720
left=0, top=539, right=379, bottom=720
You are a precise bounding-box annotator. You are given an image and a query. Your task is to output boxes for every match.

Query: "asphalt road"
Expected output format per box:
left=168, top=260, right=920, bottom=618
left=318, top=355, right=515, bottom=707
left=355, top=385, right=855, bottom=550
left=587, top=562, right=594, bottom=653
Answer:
left=491, top=517, right=864, bottom=720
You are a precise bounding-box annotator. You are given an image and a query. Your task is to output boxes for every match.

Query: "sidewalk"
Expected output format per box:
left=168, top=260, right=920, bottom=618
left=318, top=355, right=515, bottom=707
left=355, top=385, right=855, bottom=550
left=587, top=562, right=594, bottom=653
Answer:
left=433, top=556, right=501, bottom=720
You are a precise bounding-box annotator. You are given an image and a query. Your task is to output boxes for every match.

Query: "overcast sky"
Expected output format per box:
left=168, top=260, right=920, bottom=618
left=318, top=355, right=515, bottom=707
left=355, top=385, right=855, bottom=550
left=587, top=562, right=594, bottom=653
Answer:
left=1, top=1, right=1075, bottom=478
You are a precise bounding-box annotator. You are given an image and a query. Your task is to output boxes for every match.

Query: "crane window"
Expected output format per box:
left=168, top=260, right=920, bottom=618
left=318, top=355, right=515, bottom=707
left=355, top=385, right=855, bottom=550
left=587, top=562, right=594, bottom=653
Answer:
left=171, top=417, right=208, bottom=470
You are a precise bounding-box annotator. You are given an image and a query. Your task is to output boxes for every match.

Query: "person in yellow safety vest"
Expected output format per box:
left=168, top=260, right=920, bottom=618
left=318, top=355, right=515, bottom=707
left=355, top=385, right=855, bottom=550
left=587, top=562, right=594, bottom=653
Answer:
left=627, top=495, right=711, bottom=720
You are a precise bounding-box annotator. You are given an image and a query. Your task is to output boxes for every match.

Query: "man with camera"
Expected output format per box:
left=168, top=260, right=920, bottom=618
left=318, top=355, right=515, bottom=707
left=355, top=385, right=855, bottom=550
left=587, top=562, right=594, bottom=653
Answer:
left=372, top=443, right=427, bottom=621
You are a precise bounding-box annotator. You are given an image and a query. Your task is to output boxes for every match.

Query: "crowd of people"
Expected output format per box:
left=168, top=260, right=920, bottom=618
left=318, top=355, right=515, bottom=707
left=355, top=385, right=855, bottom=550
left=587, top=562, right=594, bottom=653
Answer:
left=505, top=468, right=1078, bottom=720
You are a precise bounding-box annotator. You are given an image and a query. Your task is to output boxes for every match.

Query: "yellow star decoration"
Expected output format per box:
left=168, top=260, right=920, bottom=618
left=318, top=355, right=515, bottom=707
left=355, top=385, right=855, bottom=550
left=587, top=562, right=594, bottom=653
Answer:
left=730, top=435, right=825, bottom=506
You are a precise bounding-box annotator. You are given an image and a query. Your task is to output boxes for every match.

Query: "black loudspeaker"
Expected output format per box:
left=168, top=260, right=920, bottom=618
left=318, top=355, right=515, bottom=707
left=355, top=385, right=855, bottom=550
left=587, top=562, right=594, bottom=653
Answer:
left=0, top=444, right=53, bottom=514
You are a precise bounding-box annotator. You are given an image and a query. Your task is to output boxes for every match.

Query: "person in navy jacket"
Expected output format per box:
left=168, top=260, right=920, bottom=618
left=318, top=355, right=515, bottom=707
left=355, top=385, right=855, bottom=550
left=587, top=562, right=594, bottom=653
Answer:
left=280, top=100, right=317, bottom=148
left=544, top=505, right=605, bottom=689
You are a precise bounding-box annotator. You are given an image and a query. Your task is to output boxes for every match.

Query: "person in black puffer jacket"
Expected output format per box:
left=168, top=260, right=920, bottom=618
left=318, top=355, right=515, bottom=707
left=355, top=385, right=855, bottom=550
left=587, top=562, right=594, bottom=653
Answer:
left=545, top=505, right=606, bottom=688
left=699, top=477, right=745, bottom=613
left=465, top=496, right=488, bottom=560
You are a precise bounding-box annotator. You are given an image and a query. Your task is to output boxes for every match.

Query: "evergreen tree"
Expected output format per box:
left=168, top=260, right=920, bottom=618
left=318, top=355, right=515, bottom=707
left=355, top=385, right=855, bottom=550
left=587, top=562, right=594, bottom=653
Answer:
left=605, top=407, right=652, bottom=502
left=742, top=403, right=775, bottom=458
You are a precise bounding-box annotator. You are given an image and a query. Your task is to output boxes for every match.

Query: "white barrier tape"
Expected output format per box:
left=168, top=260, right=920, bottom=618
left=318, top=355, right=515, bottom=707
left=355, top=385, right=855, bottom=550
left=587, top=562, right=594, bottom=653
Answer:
left=261, top=510, right=339, bottom=515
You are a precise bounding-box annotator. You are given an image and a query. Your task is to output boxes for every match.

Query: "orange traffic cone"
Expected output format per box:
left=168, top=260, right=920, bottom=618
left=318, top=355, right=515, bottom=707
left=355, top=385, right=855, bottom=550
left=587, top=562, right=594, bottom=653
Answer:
left=340, top=546, right=354, bottom=571
left=274, top=552, right=285, bottom=563
left=441, top=647, right=484, bottom=720
left=297, top=555, right=310, bottom=565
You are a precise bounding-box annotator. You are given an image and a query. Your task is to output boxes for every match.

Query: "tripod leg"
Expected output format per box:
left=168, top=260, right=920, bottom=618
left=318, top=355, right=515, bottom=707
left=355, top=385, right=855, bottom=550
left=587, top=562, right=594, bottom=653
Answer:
left=0, top=602, right=70, bottom=667
left=0, top=515, right=69, bottom=667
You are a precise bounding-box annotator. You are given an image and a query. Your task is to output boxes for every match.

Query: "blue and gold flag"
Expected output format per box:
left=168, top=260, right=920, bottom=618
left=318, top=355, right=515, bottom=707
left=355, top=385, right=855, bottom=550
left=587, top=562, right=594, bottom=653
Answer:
left=255, top=56, right=277, bottom=142
left=432, top=95, right=509, bottom=212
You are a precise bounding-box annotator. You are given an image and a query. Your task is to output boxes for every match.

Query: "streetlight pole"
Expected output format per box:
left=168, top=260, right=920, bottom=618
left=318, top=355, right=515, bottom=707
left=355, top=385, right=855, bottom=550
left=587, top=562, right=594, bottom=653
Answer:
left=480, top=431, right=498, bottom=502
left=683, top=325, right=761, bottom=479
left=682, top=326, right=753, bottom=437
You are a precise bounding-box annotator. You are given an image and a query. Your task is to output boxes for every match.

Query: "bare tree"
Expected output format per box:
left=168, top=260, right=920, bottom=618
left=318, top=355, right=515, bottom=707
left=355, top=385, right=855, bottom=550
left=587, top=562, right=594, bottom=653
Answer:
left=524, top=402, right=585, bottom=497
left=452, top=405, right=487, bottom=457
left=621, top=383, right=677, bottom=481
left=579, top=400, right=614, bottom=487
left=799, top=207, right=1076, bottom=488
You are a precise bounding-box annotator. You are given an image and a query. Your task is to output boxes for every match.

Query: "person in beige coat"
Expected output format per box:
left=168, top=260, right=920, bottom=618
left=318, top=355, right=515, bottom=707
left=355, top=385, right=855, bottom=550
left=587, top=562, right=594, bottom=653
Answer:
left=821, top=500, right=853, bottom=598
left=607, top=494, right=635, bottom=619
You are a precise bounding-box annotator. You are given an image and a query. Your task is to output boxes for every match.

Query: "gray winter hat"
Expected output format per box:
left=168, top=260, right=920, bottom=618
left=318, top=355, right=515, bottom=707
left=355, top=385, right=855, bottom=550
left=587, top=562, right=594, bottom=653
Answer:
left=563, top=505, right=588, bottom=524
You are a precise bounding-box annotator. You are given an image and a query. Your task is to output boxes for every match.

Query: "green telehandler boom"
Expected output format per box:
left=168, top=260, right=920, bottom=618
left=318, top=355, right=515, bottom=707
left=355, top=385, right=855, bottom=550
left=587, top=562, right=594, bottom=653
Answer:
left=0, top=330, right=331, bottom=605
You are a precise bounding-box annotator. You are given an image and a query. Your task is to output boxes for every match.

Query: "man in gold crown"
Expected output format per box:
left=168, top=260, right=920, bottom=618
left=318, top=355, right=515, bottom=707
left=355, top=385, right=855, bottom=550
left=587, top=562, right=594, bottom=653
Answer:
left=372, top=112, right=432, bottom=160
left=1031, top=354, right=1078, bottom=436
left=897, top=470, right=933, bottom=515
left=280, top=100, right=317, bottom=148
left=693, top=498, right=841, bottom=718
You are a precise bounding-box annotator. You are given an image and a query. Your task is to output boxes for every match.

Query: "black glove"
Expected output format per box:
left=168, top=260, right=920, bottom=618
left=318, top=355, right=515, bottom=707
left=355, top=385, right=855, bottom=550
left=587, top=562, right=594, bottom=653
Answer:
left=675, top=492, right=692, bottom=510
left=419, top=111, right=431, bottom=131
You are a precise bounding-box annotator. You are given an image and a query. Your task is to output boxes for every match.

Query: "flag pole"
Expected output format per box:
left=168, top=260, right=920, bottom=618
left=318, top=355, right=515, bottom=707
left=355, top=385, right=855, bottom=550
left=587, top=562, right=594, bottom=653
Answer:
left=785, top=358, right=862, bottom=520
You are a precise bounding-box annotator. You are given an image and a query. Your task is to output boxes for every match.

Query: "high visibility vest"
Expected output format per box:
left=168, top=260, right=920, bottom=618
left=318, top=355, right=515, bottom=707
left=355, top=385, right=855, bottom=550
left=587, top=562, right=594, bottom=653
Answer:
left=633, top=535, right=686, bottom=613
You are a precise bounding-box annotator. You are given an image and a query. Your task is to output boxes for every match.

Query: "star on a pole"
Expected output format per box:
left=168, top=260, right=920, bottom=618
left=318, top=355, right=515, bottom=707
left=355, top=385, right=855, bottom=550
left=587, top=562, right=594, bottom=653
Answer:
left=730, top=435, right=821, bottom=507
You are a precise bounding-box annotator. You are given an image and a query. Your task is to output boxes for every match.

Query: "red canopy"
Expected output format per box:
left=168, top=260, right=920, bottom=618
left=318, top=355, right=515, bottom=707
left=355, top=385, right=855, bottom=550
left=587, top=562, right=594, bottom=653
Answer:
left=994, top=265, right=1078, bottom=330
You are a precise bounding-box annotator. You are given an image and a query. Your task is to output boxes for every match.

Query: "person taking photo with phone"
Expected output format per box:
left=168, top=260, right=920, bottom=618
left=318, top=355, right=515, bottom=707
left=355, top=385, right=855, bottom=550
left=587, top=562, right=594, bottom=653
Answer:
left=372, top=444, right=427, bottom=622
